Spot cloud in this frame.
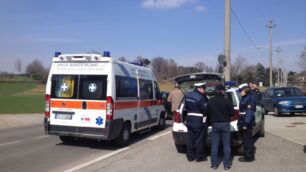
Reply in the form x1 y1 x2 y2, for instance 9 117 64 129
195 5 205 12
141 0 196 9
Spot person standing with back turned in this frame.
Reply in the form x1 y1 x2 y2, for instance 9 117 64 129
207 84 234 170
167 82 184 121
184 82 208 162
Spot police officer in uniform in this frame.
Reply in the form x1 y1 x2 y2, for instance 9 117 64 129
237 83 256 162
185 82 208 162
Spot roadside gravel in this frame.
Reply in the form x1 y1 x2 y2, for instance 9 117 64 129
0 114 43 130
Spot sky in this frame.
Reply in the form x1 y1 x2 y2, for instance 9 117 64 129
0 0 305 73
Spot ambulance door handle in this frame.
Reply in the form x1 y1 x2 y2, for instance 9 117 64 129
82 101 87 110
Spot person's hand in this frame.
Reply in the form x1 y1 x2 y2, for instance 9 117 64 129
242 126 247 130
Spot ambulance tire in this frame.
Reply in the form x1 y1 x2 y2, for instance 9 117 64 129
115 122 131 147
59 136 75 144
157 112 166 130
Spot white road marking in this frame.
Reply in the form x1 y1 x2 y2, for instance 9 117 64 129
147 131 171 141
36 135 49 139
0 141 21 147
64 147 129 172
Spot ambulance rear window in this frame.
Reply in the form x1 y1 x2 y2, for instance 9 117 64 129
51 75 107 100
51 75 78 99
79 75 107 100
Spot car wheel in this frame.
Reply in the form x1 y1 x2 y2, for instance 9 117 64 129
274 107 280 117
290 112 295 116
59 136 75 144
236 144 244 155
115 122 131 147
175 144 186 153
264 108 269 115
258 117 265 137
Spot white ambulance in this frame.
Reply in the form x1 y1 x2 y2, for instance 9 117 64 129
44 52 166 146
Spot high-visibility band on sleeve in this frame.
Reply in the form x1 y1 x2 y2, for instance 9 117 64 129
187 113 203 117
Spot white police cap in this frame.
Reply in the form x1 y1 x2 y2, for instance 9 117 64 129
238 83 249 92
194 82 207 87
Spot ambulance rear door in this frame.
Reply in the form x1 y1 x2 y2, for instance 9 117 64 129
50 74 108 129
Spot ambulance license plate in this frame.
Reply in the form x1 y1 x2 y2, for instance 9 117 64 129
55 113 73 120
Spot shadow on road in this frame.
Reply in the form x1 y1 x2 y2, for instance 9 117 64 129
55 120 173 150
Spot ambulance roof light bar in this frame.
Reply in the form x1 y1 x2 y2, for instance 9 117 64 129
103 51 110 57
54 51 61 57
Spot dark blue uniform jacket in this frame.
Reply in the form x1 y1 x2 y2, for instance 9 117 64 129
238 94 256 128
184 90 208 128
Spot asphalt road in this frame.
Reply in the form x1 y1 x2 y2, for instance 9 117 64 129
0 117 306 172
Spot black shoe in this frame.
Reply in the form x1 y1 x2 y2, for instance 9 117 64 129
238 157 254 162
187 157 195 162
195 157 207 162
224 166 231 170
210 165 218 169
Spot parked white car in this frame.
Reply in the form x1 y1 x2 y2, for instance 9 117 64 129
171 73 265 154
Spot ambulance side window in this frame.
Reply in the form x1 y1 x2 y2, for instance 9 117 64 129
79 75 107 100
51 75 78 99
115 76 137 100
139 79 153 100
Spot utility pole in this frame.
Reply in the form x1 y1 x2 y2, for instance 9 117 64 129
267 20 276 87
224 0 231 81
275 47 282 87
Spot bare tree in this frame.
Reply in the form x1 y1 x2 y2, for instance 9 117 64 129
231 55 247 81
194 62 207 72
168 59 178 78
151 57 169 80
14 59 22 74
25 59 45 75
118 56 127 62
298 47 306 71
239 65 257 83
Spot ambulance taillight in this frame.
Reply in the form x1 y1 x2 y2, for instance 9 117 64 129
106 96 114 122
45 94 50 118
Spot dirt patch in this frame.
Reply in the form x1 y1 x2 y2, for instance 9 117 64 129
13 84 45 96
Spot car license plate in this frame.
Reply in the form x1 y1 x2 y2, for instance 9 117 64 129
55 113 73 120
295 105 303 109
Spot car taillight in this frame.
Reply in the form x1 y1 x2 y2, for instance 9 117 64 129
173 111 181 123
106 96 114 121
45 94 50 118
230 109 240 122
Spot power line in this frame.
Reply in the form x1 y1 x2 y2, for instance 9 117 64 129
231 7 268 59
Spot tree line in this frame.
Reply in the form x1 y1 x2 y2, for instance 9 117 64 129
3 47 305 86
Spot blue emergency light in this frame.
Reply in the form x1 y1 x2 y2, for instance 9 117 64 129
54 51 61 57
103 51 110 57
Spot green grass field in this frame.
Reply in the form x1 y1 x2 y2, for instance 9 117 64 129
0 83 45 114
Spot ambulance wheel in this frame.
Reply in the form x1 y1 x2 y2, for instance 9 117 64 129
59 136 75 144
157 112 166 130
115 122 131 147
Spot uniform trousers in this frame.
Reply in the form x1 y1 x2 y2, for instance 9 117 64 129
186 125 207 160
